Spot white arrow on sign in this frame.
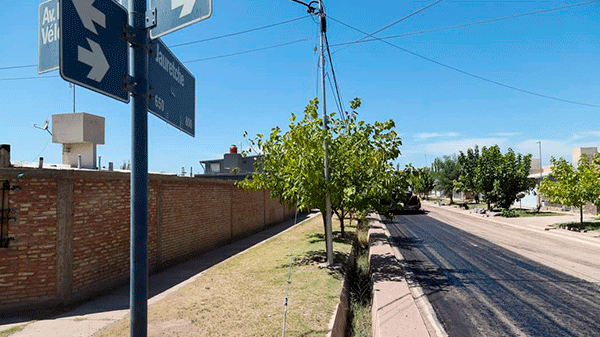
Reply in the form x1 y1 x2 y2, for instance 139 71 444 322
78 38 109 82
172 0 196 18
73 0 106 34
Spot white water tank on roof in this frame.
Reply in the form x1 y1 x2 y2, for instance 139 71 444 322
52 113 105 169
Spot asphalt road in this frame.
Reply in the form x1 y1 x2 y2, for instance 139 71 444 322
387 208 600 337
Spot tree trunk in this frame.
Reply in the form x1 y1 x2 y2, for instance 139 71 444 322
487 200 491 211
580 205 584 225
321 209 327 237
333 208 345 238
339 214 345 237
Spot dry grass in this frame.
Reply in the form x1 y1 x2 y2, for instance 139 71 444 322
0 325 26 337
94 214 353 337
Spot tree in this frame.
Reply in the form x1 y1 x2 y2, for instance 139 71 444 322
433 155 460 204
328 98 402 235
239 98 402 242
540 154 600 224
406 165 435 198
476 145 503 209
491 148 535 209
461 145 535 210
457 146 480 199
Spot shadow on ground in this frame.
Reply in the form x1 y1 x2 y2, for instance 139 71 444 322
0 213 311 325
373 221 471 296
308 231 355 245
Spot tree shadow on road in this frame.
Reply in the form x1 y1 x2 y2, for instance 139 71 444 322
374 224 473 296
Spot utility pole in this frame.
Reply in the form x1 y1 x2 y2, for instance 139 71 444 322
290 0 333 266
318 0 334 266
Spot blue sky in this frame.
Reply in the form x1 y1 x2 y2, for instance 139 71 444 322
1 0 599 173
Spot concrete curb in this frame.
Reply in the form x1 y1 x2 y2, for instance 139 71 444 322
325 248 353 337
369 215 447 337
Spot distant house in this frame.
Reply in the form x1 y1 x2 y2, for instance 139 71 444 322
199 145 261 180
519 147 599 212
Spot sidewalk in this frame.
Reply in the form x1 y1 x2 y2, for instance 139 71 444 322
425 201 600 243
369 215 446 337
0 213 315 337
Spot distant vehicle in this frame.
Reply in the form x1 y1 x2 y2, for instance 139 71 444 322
381 189 421 214
403 193 421 211
380 187 404 213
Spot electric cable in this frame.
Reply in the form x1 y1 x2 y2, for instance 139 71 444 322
170 15 310 48
330 0 600 48
324 34 346 121
328 16 600 108
0 40 310 81
182 39 308 64
326 73 343 119
0 75 59 81
333 0 444 54
0 64 36 71
0 16 311 73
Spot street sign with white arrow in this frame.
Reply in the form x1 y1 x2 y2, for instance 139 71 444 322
150 0 212 39
60 0 129 103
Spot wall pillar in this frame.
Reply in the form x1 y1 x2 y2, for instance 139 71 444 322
56 178 74 303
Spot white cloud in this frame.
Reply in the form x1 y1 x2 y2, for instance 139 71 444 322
424 138 508 156
489 132 519 137
515 139 574 162
570 131 600 141
413 132 460 141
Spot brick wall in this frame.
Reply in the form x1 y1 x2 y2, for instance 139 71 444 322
71 178 131 297
0 177 57 308
0 168 294 312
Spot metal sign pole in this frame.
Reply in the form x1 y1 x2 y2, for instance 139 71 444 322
130 0 149 335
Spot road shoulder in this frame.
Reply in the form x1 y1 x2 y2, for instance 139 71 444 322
369 215 446 337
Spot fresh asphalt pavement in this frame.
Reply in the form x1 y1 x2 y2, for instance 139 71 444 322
386 207 600 337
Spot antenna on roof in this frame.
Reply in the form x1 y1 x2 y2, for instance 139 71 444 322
33 118 52 136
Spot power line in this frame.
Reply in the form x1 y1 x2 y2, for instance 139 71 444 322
330 0 600 48
0 64 36 71
328 16 600 108
0 16 311 72
0 40 309 80
333 0 444 54
326 73 342 117
183 39 308 64
324 34 346 120
170 15 310 48
0 75 59 81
